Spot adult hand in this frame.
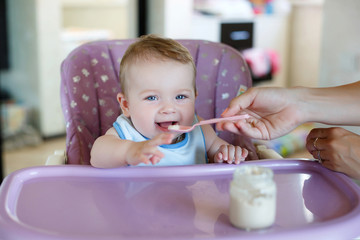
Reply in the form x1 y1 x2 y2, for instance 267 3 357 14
306 127 360 179
217 87 305 140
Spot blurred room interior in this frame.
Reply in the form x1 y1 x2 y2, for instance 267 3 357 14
1 0 360 180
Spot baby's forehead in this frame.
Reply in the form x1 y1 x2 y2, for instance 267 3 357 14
123 56 196 89
132 55 182 65
128 57 194 73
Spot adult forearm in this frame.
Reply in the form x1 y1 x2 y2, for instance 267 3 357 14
300 81 360 126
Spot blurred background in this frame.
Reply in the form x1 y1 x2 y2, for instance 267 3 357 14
1 0 360 179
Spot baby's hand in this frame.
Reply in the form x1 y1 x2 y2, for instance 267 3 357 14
214 144 248 164
127 133 174 165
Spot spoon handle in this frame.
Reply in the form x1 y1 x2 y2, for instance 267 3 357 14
197 114 250 125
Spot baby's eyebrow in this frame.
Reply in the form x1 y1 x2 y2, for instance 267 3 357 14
139 89 158 95
177 89 194 93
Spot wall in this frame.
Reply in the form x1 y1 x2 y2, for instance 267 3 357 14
319 0 360 87
148 0 193 38
1 0 135 137
1 0 65 137
253 14 290 87
62 0 130 39
37 0 64 137
288 0 323 87
148 0 290 87
1 0 39 109
318 0 360 134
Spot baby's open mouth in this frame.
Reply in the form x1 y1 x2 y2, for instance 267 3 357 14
156 121 178 129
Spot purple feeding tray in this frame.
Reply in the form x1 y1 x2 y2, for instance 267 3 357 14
0 160 359 239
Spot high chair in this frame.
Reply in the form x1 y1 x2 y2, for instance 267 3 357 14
7 39 360 239
46 39 282 165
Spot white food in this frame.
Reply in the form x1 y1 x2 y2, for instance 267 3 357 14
168 125 180 130
229 166 276 230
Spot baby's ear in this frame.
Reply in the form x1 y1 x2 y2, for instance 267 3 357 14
117 93 130 117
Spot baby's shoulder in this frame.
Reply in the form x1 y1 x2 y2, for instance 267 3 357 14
105 127 119 137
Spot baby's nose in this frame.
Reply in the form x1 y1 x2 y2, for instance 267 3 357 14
160 102 176 114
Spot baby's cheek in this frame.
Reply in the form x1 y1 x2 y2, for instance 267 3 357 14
131 115 155 138
184 107 196 125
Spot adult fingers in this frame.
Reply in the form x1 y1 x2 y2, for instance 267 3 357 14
306 136 326 153
310 149 324 162
221 90 255 117
306 128 329 142
309 145 337 167
306 128 329 152
235 120 270 139
217 122 243 135
219 121 264 139
321 160 335 172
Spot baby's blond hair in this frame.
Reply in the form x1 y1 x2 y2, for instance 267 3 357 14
119 34 196 95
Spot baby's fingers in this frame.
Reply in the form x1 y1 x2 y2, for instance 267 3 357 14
148 133 174 147
136 148 164 165
214 145 233 163
234 146 247 164
139 133 174 165
226 145 236 164
148 155 162 165
215 145 247 164
143 143 166 163
215 152 223 163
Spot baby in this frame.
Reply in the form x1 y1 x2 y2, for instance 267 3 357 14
90 34 248 168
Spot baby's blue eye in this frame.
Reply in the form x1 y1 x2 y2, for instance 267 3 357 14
176 95 187 100
146 96 157 101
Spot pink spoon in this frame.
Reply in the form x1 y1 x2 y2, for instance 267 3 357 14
168 114 250 133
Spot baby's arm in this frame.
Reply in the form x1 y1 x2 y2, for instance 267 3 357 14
201 119 248 164
90 127 173 168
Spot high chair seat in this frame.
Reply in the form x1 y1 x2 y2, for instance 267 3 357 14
59 39 281 165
